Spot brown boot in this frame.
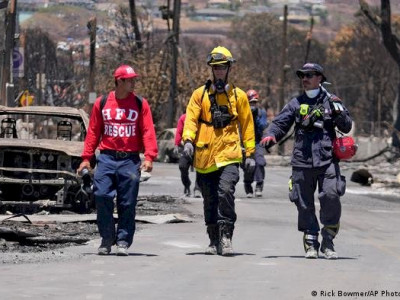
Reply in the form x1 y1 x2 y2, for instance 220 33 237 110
205 224 219 255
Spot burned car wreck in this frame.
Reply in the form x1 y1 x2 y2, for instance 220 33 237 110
0 105 93 213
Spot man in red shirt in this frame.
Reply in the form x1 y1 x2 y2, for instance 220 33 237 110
174 113 201 197
78 64 158 256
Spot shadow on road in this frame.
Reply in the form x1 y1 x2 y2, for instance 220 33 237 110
186 252 256 256
83 252 158 257
263 255 357 260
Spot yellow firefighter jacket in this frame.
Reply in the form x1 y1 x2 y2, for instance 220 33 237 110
182 83 256 174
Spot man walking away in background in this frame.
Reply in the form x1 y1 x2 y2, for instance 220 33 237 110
243 89 268 198
174 113 201 197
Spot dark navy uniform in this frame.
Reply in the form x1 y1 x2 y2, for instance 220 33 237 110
266 87 352 252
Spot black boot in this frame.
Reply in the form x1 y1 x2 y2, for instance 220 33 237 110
255 183 263 197
244 183 253 198
184 186 191 197
205 224 219 255
219 224 234 256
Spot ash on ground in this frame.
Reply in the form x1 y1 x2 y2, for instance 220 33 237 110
0 195 192 264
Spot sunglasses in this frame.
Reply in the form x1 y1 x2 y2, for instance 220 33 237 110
299 72 318 79
212 65 229 70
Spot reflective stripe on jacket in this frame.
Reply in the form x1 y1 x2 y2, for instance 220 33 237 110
183 84 255 173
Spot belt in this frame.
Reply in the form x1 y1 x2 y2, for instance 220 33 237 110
100 150 139 159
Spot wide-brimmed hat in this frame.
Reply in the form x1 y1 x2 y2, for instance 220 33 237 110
296 63 327 83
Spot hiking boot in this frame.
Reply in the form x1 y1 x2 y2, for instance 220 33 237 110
321 239 338 260
220 234 234 256
219 225 234 256
205 224 218 255
193 189 201 198
116 244 129 256
303 233 320 259
244 183 253 195
184 187 191 197
98 245 111 255
305 246 319 259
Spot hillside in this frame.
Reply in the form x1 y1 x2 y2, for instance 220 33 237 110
19 1 400 46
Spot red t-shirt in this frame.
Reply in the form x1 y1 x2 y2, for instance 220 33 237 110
81 91 158 162
174 113 186 146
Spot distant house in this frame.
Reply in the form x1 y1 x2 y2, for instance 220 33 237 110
302 0 325 4
18 0 49 9
52 0 95 9
191 8 236 21
207 0 231 9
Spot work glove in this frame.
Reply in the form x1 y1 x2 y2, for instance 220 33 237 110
329 95 344 115
183 141 194 159
244 157 256 174
173 145 179 156
260 136 276 149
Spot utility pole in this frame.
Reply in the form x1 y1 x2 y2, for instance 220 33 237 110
304 14 314 64
129 0 143 50
1 0 17 106
278 4 288 113
278 4 288 156
167 0 181 128
87 17 96 94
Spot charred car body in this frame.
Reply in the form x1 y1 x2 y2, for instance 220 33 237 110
0 105 93 213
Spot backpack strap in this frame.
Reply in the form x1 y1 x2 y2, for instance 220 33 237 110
135 94 143 112
200 80 212 103
100 93 108 111
100 93 142 112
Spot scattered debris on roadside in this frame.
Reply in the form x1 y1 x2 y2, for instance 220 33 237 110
0 195 193 261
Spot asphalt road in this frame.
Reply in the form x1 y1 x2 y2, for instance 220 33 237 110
1 162 400 300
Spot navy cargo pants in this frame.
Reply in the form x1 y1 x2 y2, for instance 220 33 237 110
93 152 141 248
196 164 240 230
243 144 266 192
289 162 346 239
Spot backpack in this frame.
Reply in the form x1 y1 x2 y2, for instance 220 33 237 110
100 93 143 112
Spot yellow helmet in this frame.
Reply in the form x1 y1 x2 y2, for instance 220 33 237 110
207 46 236 66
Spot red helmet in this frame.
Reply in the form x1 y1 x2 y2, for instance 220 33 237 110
333 136 358 160
246 89 259 102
